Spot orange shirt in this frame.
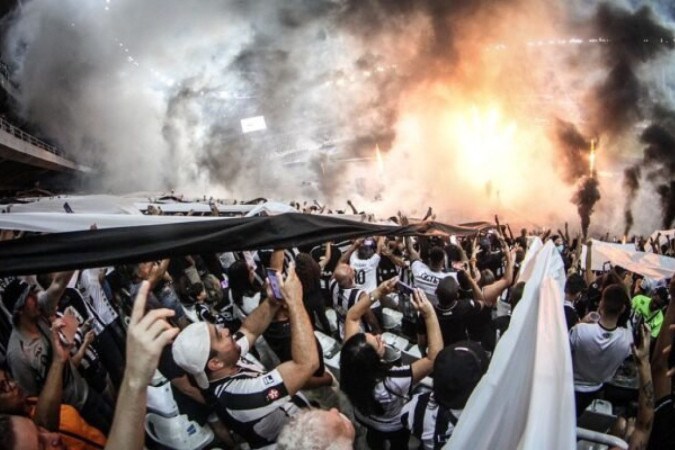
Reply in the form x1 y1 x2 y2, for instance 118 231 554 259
27 398 107 449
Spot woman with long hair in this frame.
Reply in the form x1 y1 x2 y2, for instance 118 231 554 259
340 282 443 450
294 253 332 334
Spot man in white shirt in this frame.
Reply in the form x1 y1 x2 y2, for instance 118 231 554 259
405 237 455 305
570 284 632 416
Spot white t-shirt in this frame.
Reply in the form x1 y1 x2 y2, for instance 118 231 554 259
350 252 381 293
355 365 413 432
570 322 632 392
410 260 456 304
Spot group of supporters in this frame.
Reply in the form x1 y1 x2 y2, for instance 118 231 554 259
0 207 674 450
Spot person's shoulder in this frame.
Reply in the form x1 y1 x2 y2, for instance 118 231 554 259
411 259 426 270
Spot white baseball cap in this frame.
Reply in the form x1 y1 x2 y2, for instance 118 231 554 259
172 322 211 389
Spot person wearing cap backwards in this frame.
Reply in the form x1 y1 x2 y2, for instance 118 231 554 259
3 274 114 434
401 341 489 450
172 265 319 450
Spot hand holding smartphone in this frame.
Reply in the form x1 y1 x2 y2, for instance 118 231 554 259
266 268 284 301
397 280 416 296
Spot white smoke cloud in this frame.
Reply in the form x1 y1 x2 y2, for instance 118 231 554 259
2 0 674 235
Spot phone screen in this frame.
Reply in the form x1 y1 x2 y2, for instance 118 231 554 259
397 280 416 296
633 315 644 344
266 269 283 300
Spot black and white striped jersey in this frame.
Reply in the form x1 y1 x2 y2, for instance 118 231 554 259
401 391 462 450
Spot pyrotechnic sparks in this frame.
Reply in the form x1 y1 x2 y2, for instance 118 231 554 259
589 139 597 176
2 0 675 233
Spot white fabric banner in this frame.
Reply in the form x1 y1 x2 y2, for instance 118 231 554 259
447 240 576 450
581 240 675 280
0 212 224 233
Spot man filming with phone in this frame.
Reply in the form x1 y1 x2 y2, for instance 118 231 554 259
172 265 320 449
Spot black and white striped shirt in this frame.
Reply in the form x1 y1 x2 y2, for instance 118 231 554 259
401 392 462 450
355 365 413 432
328 279 367 339
207 333 309 449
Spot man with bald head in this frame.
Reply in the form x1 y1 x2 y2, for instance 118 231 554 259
329 262 388 339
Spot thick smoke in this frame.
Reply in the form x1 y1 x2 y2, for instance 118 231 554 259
1 0 675 233
622 165 641 234
553 119 592 184
639 120 675 228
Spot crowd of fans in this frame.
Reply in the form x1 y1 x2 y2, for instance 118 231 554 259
0 204 674 450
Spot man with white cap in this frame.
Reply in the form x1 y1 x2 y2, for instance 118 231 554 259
172 265 319 449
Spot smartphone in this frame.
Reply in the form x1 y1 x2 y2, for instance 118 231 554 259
397 280 416 296
633 314 644 344
669 332 675 371
266 268 283 300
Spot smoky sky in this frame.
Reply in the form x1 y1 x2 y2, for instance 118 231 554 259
2 0 675 233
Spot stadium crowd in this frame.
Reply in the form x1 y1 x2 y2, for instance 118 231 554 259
0 204 674 450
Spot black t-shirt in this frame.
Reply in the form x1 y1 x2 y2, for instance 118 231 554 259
418 299 482 346
466 306 495 351
649 395 675 450
377 255 399 283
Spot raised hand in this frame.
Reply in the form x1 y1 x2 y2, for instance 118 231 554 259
126 281 179 388
411 289 434 318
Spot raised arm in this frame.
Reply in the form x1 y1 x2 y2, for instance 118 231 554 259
628 324 654 450
147 259 170 289
269 248 285 272
32 319 71 431
275 267 320 396
318 242 333 271
651 276 675 401
239 297 282 346
462 269 486 306
106 281 179 450
344 277 398 342
375 236 385 256
405 236 421 263
410 289 442 384
42 271 76 315
340 239 363 264
481 240 514 305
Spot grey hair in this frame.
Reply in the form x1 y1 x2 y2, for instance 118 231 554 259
276 409 353 450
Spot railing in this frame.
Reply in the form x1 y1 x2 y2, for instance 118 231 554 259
0 116 64 156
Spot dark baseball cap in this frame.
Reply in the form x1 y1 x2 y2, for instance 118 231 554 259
433 341 489 409
2 279 38 315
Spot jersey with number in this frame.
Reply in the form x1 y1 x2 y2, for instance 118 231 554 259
350 252 381 293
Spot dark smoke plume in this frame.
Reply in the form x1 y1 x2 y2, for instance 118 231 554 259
587 4 674 134
657 181 675 229
622 166 641 235
640 121 675 228
553 119 591 184
572 176 601 238
583 4 674 233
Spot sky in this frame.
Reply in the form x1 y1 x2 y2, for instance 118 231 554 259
2 0 675 235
